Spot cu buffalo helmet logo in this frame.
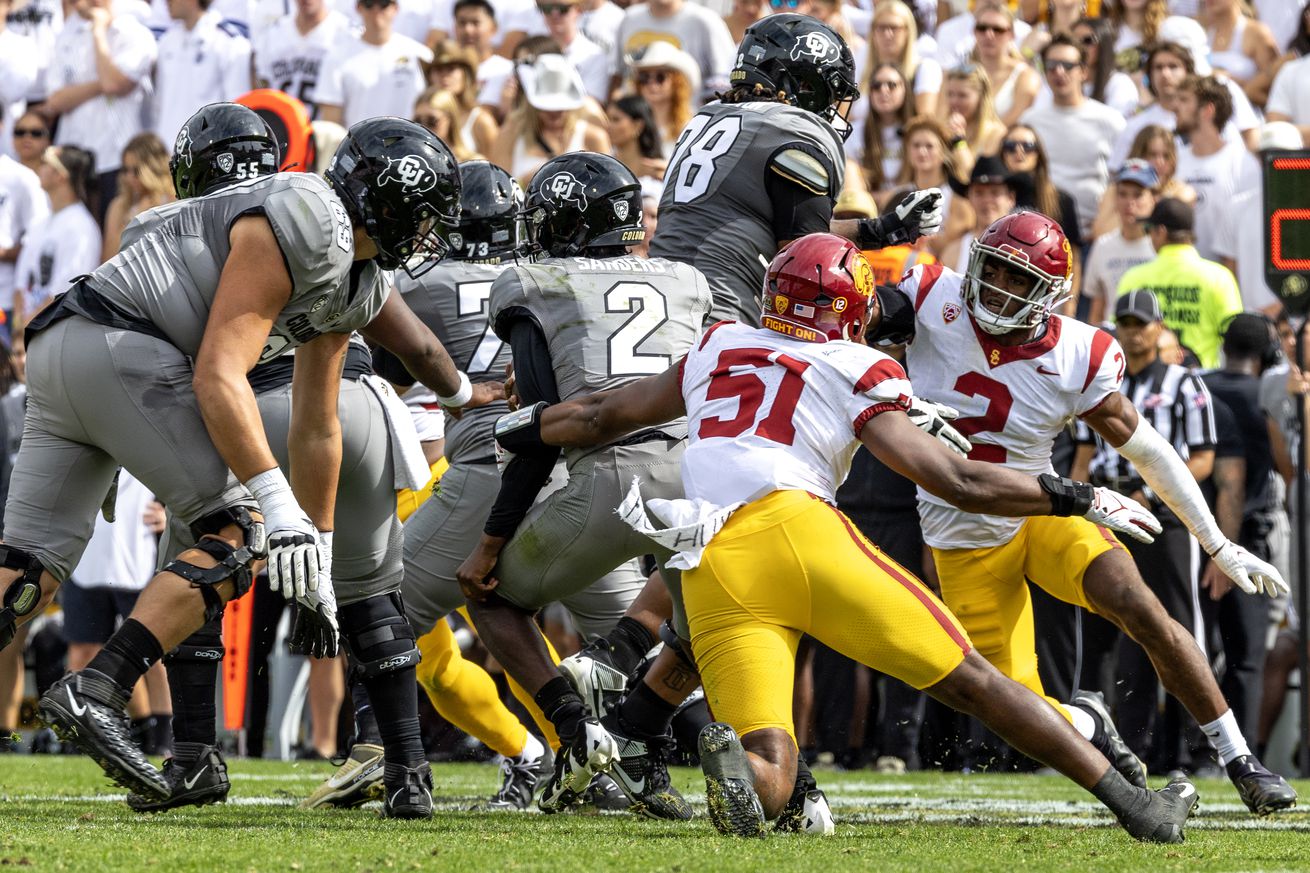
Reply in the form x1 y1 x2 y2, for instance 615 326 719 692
174 126 193 168
216 152 234 174
543 172 587 210
380 154 438 194
790 31 839 64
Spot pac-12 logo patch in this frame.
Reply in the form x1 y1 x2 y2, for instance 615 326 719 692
790 31 838 64
217 152 234 174
613 199 629 221
942 302 960 323
544 172 587 210
380 154 438 193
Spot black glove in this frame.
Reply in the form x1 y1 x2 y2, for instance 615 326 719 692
856 189 944 249
288 602 342 660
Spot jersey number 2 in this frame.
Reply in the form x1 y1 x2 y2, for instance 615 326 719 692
698 347 811 445
951 372 1013 462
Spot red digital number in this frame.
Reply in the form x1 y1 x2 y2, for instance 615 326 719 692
698 347 811 445
950 371 1014 462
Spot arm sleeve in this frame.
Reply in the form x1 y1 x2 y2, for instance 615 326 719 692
372 346 416 388
1117 413 1227 554
482 317 563 538
764 163 835 243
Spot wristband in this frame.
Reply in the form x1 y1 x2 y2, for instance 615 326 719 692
437 371 473 407
245 467 292 502
493 401 548 454
1038 473 1093 517
244 467 300 531
856 216 893 249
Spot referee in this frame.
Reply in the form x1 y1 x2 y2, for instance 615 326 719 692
1072 289 1217 775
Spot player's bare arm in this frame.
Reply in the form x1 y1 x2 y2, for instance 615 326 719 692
532 361 687 449
193 214 293 482
288 331 349 533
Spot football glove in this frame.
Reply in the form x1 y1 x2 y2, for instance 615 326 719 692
1084 487 1162 544
906 397 971 456
1209 541 1288 598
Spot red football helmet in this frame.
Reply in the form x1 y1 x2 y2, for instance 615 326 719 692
963 211 1073 335
761 233 876 343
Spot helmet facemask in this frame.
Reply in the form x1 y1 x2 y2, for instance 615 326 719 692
963 242 1070 335
374 204 455 278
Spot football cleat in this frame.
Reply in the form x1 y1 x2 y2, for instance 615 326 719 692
582 773 632 811
127 742 230 812
486 745 552 811
774 763 834 835
539 717 620 813
381 761 434 820
558 642 630 720
699 722 766 838
602 711 692 821
301 743 385 809
1070 690 1147 789
38 670 168 800
1117 777 1197 843
1227 754 1297 815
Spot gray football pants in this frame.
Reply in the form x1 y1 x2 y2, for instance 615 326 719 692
5 316 253 583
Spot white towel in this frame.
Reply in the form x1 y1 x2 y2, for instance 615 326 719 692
361 375 432 492
616 477 742 570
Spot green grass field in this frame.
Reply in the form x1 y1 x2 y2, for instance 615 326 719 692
2 756 1309 872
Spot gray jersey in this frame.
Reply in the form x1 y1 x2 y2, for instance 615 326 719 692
488 255 711 456
90 172 386 360
395 260 513 465
650 102 845 325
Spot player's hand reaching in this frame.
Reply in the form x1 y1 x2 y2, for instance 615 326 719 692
906 397 971 456
1084 487 1162 544
1209 540 1288 598
857 190 944 249
457 536 506 602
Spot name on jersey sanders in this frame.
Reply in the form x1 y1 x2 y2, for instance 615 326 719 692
569 256 669 273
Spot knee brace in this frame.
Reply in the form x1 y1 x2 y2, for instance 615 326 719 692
0 545 48 651
342 592 420 679
659 619 698 673
165 617 225 664
164 538 257 624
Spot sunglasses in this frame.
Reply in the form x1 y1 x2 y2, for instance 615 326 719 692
1002 139 1037 153
13 127 49 139
769 0 800 8
359 0 395 8
974 23 1010 35
414 113 444 128
870 79 903 92
873 22 906 34
636 70 668 85
1045 59 1082 74
537 2 574 13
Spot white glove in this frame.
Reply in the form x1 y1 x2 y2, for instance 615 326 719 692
1084 487 1162 544
906 397 971 457
1210 541 1289 597
897 188 944 238
245 468 320 601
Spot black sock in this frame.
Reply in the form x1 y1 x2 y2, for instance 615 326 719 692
150 715 173 755
363 668 425 767
618 679 677 739
1090 767 1148 820
131 715 155 751
607 617 656 676
86 619 163 694
535 676 587 745
351 675 382 746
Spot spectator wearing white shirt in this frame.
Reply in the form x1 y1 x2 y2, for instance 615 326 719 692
1027 16 1139 119
929 6 1031 70
314 0 433 127
253 0 356 118
1257 0 1307 53
578 0 622 58
537 0 610 102
1085 160 1160 328
0 144 47 338
42 0 157 221
0 0 39 162
448 0 514 112
1267 52 1310 145
5 0 65 107
612 0 735 98
342 0 436 43
153 0 253 147
13 145 100 332
1020 35 1125 243
1173 74 1259 263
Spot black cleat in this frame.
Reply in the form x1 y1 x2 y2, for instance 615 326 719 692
127 743 230 812
1227 754 1297 815
773 762 834 835
539 717 619 813
1071 690 1147 789
581 773 632 811
1118 777 1198 844
602 711 692 821
381 762 434 820
698 722 765 837
486 746 551 811
38 670 168 800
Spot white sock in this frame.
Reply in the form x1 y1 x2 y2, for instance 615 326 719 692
1200 710 1250 766
1068 704 1097 741
516 731 545 763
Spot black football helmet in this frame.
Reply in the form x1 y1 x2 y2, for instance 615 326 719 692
170 102 281 198
522 152 643 258
451 160 523 262
731 14 860 138
324 117 461 278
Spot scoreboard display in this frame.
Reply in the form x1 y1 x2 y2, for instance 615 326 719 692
1265 150 1310 316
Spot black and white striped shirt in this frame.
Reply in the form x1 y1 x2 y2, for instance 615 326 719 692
1075 359 1217 493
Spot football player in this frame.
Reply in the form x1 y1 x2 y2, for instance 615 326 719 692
506 232 1197 842
876 210 1296 815
650 13 943 326
454 152 712 815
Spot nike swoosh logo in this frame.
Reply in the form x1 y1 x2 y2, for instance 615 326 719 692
1036 365 1059 376
66 686 87 717
183 765 209 790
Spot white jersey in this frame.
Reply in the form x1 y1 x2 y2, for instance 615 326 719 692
253 11 356 117
402 384 446 443
71 470 158 591
679 321 913 508
902 265 1124 549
